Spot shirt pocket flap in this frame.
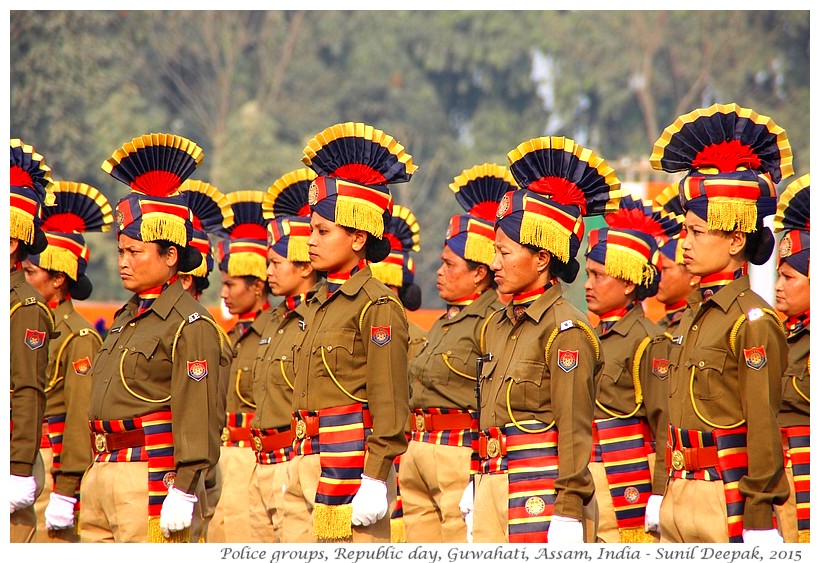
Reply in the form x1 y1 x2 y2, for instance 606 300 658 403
685 347 727 371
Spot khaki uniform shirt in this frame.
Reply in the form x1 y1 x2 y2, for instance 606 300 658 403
292 267 409 481
408 289 502 410
44 300 102 496
226 305 273 414
87 280 231 494
480 283 601 519
251 301 304 431
10 268 53 476
407 322 427 363
777 326 809 428
667 276 789 528
595 305 670 493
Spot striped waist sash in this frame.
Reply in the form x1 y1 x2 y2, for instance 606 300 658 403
782 426 810 537
251 425 294 465
409 407 476 448
222 411 255 447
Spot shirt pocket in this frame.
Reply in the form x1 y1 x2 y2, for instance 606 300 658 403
313 328 357 376
121 335 163 382
686 346 728 401
479 356 498 409
782 360 809 398
439 345 478 384
667 344 684 396
505 359 547 413
596 356 628 406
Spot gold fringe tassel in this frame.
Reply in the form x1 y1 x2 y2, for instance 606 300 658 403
147 516 191 543
707 199 758 233
38 246 79 280
335 197 385 238
464 234 496 266
140 215 188 248
287 239 311 263
228 253 267 280
799 529 810 543
606 246 656 287
313 502 353 541
10 209 35 244
184 254 208 278
519 214 570 263
370 262 404 287
390 516 406 543
619 526 656 543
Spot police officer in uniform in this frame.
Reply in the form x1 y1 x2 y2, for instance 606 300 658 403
80 133 230 543
466 136 620 543
772 174 810 543
24 181 112 542
649 103 791 543
10 138 54 543
400 163 509 543
284 122 414 543
583 194 674 542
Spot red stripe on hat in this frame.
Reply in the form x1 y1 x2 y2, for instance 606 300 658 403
336 180 392 210
140 200 189 220
44 233 84 258
607 230 652 261
10 193 37 215
525 195 577 231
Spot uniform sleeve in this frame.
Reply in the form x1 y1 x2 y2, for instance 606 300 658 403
736 313 791 529
361 298 409 481
170 317 231 494
550 325 598 519
640 336 671 494
10 303 51 475
53 330 102 497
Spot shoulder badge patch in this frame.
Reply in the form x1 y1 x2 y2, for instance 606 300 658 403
743 346 767 370
188 312 201 323
652 357 670 379
371 325 392 347
259 337 271 346
72 356 92 376
24 296 37 306
747 308 764 322
560 320 574 331
25 329 46 350
557 349 579 372
187 359 208 381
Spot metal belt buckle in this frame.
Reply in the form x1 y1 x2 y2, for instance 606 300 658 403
671 449 685 471
295 420 307 440
221 428 230 442
415 414 426 432
487 437 500 458
252 435 263 452
94 433 107 453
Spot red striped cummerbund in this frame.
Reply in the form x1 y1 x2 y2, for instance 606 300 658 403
251 425 294 465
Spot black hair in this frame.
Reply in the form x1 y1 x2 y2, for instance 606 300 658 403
464 259 497 289
365 234 391 263
522 242 580 284
743 226 775 266
399 283 422 311
194 275 210 293
241 274 270 296
155 240 203 273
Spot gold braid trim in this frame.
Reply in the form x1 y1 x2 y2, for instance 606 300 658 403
10 300 56 332
45 333 76 393
235 368 256 408
390 516 407 543
313 503 354 540
441 353 476 381
119 348 170 403
595 336 650 419
792 374 810 403
279 359 294 390
729 308 783 355
689 365 744 429
544 320 600 365
505 379 554 434
479 309 504 355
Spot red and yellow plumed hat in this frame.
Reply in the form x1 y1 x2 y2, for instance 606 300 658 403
446 163 517 266
103 133 203 250
179 180 232 279
586 194 680 288
773 173 810 276
10 138 54 254
650 103 793 232
370 204 421 288
499 136 621 264
220 190 268 280
302 122 417 239
652 182 687 264
29 181 113 291
262 168 315 264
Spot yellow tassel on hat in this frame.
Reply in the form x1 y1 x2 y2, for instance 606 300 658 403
147 516 191 543
10 208 36 245
520 214 571 263
313 503 353 541
228 253 267 280
38 246 79 280
140 215 188 248
183 254 209 278
619 526 655 543
606 246 656 287
370 262 404 287
335 197 385 238
390 516 406 543
287 239 311 263
707 198 758 233
464 234 496 266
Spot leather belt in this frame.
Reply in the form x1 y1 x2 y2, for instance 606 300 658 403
409 411 473 432
478 433 507 458
665 444 719 471
291 410 373 440
251 427 295 453
221 426 252 443
91 428 145 453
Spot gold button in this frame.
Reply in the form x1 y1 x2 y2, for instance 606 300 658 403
118 345 123 350
487 438 500 458
415 414 426 432
511 335 517 340
326 346 332 351
129 322 135 327
63 314 69 320
252 435 263 452
692 325 698 331
295 420 307 439
671 449 685 471
281 355 287 360
94 433 107 453
278 329 284 334
698 361 705 367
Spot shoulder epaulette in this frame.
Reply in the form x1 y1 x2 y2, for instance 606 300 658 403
358 294 406 333
171 313 229 363
729 307 783 355
545 318 600 365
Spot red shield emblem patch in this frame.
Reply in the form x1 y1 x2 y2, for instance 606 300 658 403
652 358 670 379
72 356 92 376
557 349 579 373
743 346 767 370
187 360 208 381
25 329 46 350
371 325 392 347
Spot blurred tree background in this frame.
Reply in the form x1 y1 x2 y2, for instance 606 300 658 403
10 10 810 311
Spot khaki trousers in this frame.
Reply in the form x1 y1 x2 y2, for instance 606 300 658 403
398 440 470 542
659 478 729 543
207 445 257 542
33 446 80 543
774 465 798 543
282 454 396 543
248 460 290 542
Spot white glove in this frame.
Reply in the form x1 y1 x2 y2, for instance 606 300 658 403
548 514 584 543
459 481 474 542
743 528 784 544
351 474 388 527
644 494 662 532
44 492 77 530
159 486 198 538
9 474 37 513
